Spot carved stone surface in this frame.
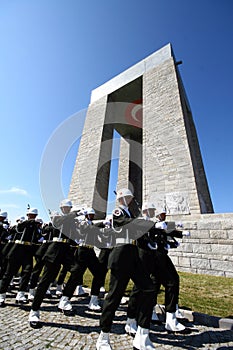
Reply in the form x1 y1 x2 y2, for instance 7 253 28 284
165 192 190 215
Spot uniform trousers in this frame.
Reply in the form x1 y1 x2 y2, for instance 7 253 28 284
31 242 73 311
63 246 102 298
0 243 4 275
127 248 179 317
30 243 51 289
31 261 61 310
100 244 155 333
93 248 112 288
55 246 76 286
56 264 69 286
0 242 14 280
0 244 34 293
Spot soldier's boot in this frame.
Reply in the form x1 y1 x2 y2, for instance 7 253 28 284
133 325 155 350
88 295 101 311
96 331 112 350
74 285 87 296
45 287 52 299
55 284 63 297
58 295 75 316
175 304 185 319
120 296 128 305
28 310 41 329
16 291 28 304
165 312 186 333
9 277 15 287
28 288 36 301
0 293 6 307
125 317 137 337
99 286 106 298
151 307 162 325
100 286 106 293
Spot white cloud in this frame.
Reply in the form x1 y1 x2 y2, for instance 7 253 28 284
0 187 28 196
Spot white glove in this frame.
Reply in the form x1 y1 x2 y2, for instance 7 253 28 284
155 221 167 230
182 230 190 236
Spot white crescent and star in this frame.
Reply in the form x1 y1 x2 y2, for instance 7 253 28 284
131 104 142 122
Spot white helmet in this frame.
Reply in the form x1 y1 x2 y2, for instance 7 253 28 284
16 216 25 222
60 199 72 208
142 202 156 211
156 208 167 219
116 188 134 200
27 208 38 215
85 207 95 215
0 211 8 218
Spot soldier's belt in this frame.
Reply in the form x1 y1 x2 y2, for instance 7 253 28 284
15 240 31 245
53 237 68 243
79 244 94 249
115 238 136 245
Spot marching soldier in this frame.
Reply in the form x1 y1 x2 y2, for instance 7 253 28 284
95 215 113 296
55 206 87 298
96 188 156 350
0 211 9 277
0 208 40 306
28 221 54 301
127 203 188 334
57 207 103 313
0 216 25 282
28 199 77 328
153 209 189 333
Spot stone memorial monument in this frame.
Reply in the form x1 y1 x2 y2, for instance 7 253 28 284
69 43 213 218
69 44 233 277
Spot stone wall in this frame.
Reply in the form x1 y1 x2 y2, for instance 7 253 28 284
168 213 233 277
143 56 213 215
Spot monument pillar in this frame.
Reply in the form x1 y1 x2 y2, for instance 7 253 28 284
69 43 213 218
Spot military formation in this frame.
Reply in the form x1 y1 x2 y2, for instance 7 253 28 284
0 188 191 350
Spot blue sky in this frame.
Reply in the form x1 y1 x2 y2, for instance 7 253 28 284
0 0 233 223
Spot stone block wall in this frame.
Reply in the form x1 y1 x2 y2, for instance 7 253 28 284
168 213 233 277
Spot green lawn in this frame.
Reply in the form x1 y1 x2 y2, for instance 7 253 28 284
82 270 233 318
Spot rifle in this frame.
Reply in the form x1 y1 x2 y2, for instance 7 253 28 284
148 224 190 250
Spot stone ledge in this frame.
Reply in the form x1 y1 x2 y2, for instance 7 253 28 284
155 304 233 330
88 287 233 330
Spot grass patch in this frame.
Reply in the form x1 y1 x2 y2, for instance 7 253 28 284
82 269 233 318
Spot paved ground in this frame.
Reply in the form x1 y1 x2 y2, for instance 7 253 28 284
0 286 232 350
